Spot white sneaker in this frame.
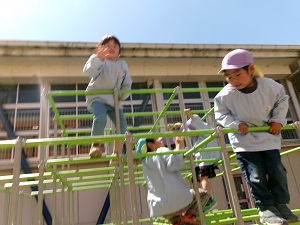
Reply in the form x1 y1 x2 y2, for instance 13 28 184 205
258 206 287 225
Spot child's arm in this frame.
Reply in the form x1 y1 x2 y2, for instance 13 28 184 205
83 54 105 79
174 136 184 150
185 108 210 130
267 83 289 135
238 123 248 134
96 45 111 60
214 97 240 130
268 122 282 135
164 136 185 172
268 83 289 135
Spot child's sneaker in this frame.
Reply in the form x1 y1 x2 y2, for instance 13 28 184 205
258 205 288 225
179 213 199 225
109 153 118 166
275 204 299 222
203 198 217 213
89 143 105 158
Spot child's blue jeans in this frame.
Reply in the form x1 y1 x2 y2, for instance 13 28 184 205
90 101 127 136
236 150 290 207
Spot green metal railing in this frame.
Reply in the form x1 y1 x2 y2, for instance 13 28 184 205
1 87 300 225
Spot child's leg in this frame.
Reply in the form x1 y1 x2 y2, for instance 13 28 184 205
263 150 289 204
264 150 298 222
89 102 107 157
186 188 211 216
236 151 273 206
197 165 217 194
200 176 212 194
90 101 108 136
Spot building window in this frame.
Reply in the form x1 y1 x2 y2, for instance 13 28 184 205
123 82 154 128
162 82 203 124
18 84 40 103
0 84 17 104
51 84 77 103
206 82 225 99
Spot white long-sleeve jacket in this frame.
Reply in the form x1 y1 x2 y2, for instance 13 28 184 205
83 54 132 110
214 77 289 152
142 147 193 217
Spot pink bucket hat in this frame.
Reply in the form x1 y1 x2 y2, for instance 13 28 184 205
219 49 254 73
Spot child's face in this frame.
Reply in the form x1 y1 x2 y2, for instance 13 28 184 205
224 65 255 90
147 138 164 151
99 39 120 60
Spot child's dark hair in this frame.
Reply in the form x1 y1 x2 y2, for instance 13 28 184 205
96 35 121 53
146 139 155 152
242 65 249 72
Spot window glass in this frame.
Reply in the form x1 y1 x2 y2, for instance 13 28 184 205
206 82 225 98
133 104 154 126
78 84 87 102
51 85 76 102
131 82 149 100
18 84 40 103
0 84 17 103
162 82 179 100
181 82 201 99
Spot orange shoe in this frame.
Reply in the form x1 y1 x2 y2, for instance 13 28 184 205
180 213 199 225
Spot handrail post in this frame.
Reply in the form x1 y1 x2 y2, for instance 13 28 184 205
8 136 23 225
215 126 244 224
125 132 139 224
176 86 206 225
114 88 127 224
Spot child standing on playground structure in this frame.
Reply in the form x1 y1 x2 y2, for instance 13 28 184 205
184 108 220 204
214 49 299 225
136 136 213 225
83 34 132 159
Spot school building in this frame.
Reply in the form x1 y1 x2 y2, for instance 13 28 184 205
0 41 300 225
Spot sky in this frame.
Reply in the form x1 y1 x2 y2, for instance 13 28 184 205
1 0 300 45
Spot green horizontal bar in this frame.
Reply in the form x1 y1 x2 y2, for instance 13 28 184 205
4 179 56 188
0 172 52 182
59 109 210 120
0 139 17 148
71 180 112 187
66 174 115 182
5 124 290 149
57 167 115 175
48 87 223 97
24 134 125 147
